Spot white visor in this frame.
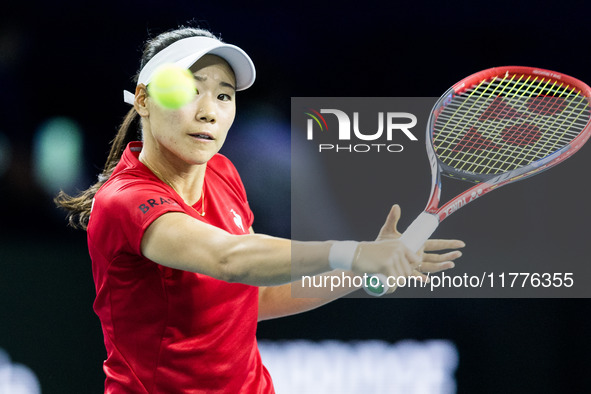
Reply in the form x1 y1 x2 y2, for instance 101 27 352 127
123 36 256 104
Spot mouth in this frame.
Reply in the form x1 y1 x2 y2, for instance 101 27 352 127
189 132 215 141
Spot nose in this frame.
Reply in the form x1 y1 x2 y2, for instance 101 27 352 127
196 97 216 124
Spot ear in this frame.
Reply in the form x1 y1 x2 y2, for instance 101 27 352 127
134 84 150 117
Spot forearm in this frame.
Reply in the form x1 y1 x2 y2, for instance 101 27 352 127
221 237 332 286
258 271 360 321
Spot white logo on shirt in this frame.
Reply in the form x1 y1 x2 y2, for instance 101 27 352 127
230 209 245 232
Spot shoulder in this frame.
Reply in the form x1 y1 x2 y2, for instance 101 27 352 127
93 141 178 205
92 166 184 229
207 153 246 190
208 153 240 177
89 170 184 257
97 171 174 206
206 153 251 209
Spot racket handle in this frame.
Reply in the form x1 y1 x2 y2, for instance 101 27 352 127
399 212 440 253
364 212 439 296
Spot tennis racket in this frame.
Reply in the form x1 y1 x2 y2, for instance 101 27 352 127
365 66 591 296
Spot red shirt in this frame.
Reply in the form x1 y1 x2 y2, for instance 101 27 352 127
88 142 274 393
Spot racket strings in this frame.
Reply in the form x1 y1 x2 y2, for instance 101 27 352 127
438 94 585 168
433 73 590 175
467 79 581 173
439 78 588 173
503 84 588 170
438 73 531 170
447 76 552 157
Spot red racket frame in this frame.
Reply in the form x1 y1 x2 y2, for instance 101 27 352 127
424 66 591 223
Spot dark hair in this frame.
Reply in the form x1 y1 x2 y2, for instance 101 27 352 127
54 26 219 230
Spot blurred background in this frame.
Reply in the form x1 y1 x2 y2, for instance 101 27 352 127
0 0 590 392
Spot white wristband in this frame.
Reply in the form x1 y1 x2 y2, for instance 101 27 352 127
328 241 359 271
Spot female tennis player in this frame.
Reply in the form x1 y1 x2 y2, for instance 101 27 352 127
55 26 464 393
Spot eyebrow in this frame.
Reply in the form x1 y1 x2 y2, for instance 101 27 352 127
194 75 236 91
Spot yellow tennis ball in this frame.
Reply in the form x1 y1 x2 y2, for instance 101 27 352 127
147 64 196 109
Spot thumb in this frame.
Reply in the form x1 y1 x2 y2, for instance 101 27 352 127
376 204 402 240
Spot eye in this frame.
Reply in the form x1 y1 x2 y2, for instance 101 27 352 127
218 93 232 101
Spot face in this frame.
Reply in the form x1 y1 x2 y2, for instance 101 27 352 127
137 54 237 167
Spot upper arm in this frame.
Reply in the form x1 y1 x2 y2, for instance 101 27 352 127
141 215 293 286
141 212 239 280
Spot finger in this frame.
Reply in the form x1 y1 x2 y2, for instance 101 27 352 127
404 247 422 266
417 261 455 273
376 205 402 240
411 270 430 283
421 250 463 263
391 254 415 278
423 239 465 252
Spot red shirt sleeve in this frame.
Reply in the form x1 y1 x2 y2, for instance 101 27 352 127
90 178 185 261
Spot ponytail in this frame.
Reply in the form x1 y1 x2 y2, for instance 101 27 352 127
54 109 139 230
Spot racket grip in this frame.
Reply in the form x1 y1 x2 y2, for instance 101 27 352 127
399 212 440 253
364 213 439 296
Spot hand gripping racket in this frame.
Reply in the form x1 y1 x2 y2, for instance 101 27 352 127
365 66 591 296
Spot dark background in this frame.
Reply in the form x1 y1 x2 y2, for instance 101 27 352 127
1 0 590 393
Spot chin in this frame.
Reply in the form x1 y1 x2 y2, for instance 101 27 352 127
189 151 217 166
